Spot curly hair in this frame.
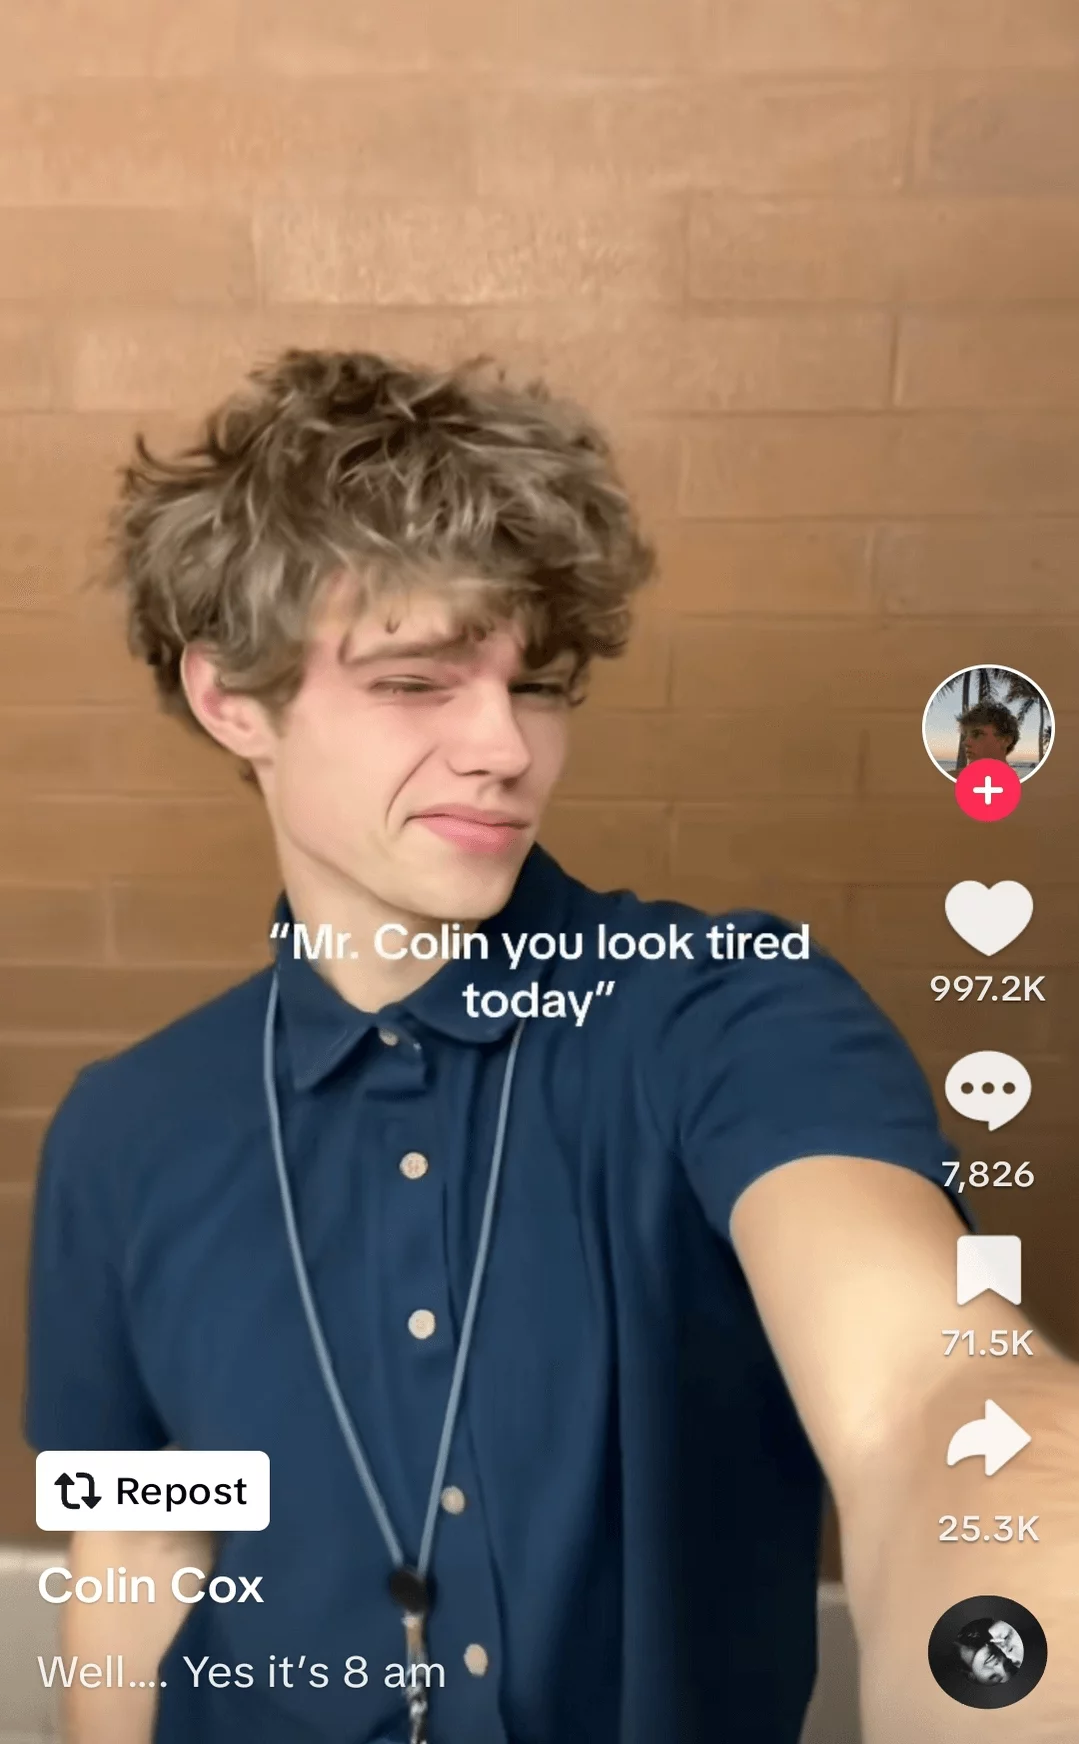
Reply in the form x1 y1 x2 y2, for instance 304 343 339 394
958 700 1020 754
99 348 657 782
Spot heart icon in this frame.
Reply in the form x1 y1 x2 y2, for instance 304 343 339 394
945 881 1033 957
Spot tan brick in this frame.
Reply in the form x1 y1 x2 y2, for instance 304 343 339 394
560 713 673 802
898 312 1079 408
0 1189 39 1533
563 701 860 804
381 307 885 413
671 618 1079 713
68 307 427 416
0 1041 112 1112
653 521 873 614
698 0 1079 70
671 799 1074 886
867 711 1077 797
0 798 269 881
474 83 908 199
0 210 255 304
668 713 860 798
0 522 90 608
864 709 967 799
0 82 472 205
680 413 1079 517
250 0 700 74
849 886 1079 970
117 303 668 415
593 310 884 413
0 964 242 1034
917 76 1079 193
0 311 65 410
582 311 891 413
0 709 99 789
689 195 1079 304
0 0 242 79
540 803 670 897
144 0 243 74
0 412 188 522
70 309 385 413
108 876 280 965
0 1189 31 1338
258 201 688 306
0 1114 46 1187
586 611 671 711
0 615 147 705
114 303 873 418
89 710 239 795
602 422 682 524
0 887 104 962
876 521 1079 615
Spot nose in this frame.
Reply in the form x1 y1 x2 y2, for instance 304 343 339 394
446 682 533 781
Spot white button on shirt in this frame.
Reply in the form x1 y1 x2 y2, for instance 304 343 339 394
464 1643 489 1677
440 1485 466 1514
407 1309 436 1340
376 1027 398 1047
399 1151 429 1180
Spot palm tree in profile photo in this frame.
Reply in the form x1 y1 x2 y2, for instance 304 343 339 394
1001 673 1052 766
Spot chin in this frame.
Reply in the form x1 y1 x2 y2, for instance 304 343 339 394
453 860 524 918
411 849 526 923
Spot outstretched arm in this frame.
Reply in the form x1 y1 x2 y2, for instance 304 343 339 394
59 1531 215 1744
731 1154 1079 1742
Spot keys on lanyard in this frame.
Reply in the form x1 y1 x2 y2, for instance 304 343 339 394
388 1567 433 1744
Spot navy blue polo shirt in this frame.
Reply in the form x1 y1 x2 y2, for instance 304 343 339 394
26 845 960 1744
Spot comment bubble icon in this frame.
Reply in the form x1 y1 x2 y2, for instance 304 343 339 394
945 1051 1031 1131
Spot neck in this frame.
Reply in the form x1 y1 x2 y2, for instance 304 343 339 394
277 852 464 1014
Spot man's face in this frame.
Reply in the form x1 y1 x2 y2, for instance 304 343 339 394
968 1622 1022 1684
257 579 574 925
962 720 1013 762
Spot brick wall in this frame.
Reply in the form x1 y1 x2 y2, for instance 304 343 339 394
1 0 1078 1538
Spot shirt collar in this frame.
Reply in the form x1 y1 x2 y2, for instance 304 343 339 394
270 843 579 1090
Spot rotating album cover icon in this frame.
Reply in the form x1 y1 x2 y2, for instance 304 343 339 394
928 1595 1047 1708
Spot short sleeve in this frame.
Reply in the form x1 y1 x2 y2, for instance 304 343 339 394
655 914 971 1241
24 1066 169 1453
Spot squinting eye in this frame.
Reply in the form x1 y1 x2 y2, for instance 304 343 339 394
370 681 439 694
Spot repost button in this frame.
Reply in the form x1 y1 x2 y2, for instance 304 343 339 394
36 1450 270 1532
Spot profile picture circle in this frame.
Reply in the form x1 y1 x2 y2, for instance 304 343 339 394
928 1594 1047 1708
922 666 1055 783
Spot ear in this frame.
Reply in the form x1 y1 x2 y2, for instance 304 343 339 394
180 644 279 764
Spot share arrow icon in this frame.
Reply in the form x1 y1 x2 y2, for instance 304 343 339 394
946 1400 1032 1476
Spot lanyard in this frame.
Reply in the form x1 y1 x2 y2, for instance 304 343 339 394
262 973 527 1742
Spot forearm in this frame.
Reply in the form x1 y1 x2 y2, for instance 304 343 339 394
59 1531 215 1744
840 1357 1079 1742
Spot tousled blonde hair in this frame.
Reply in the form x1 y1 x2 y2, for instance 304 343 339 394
101 348 656 780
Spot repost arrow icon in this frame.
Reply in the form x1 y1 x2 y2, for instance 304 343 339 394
53 1471 101 1510
946 1399 1032 1476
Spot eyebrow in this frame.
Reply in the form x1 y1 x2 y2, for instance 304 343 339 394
337 631 480 669
338 630 572 677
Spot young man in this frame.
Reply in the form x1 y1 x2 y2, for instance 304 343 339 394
957 701 1021 766
25 351 1078 1744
